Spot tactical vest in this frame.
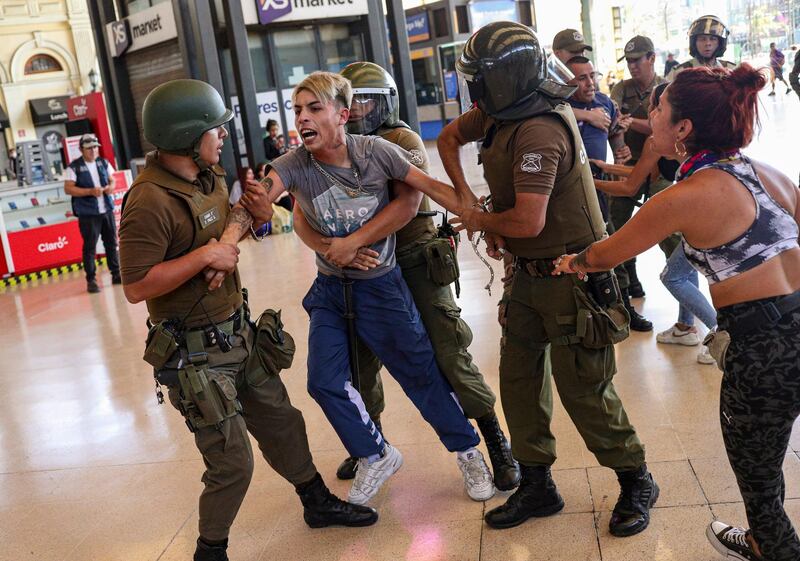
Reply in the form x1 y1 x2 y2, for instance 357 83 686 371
378 126 437 248
132 165 242 327
481 103 606 259
69 157 114 217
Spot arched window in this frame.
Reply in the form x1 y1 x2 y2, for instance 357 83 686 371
24 54 63 75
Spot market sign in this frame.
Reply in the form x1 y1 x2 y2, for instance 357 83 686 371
105 3 178 57
249 0 369 25
406 12 430 43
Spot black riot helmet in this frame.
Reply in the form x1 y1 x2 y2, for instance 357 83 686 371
456 21 576 120
688 15 729 59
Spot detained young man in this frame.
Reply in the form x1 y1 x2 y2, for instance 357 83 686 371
215 71 494 508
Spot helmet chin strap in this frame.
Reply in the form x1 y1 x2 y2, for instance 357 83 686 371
191 140 213 171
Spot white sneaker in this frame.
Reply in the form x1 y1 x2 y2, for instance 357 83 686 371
706 521 760 560
348 443 403 505
457 448 495 501
697 345 716 365
656 324 701 346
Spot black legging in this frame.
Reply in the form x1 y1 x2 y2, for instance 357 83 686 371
717 294 800 561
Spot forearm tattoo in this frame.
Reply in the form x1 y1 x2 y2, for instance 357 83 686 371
571 246 592 272
260 176 273 193
227 205 253 232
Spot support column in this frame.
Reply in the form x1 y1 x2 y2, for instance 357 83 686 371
172 0 236 176
221 0 265 168
86 0 142 168
385 0 419 131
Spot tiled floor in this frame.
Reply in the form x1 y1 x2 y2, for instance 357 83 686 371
1 90 799 560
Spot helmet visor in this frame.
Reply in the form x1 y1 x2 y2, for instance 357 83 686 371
537 53 578 99
457 71 482 114
347 89 391 135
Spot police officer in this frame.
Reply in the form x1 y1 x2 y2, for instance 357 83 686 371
438 22 657 536
119 79 376 561
666 14 735 80
789 46 800 101
607 35 668 325
64 133 120 293
292 62 517 490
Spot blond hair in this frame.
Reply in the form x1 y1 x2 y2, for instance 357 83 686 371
292 71 352 109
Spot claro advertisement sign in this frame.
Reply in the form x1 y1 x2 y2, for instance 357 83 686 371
6 172 131 276
245 0 368 25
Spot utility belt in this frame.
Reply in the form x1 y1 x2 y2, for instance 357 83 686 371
704 290 800 371
142 289 296 432
513 256 630 348
514 256 557 278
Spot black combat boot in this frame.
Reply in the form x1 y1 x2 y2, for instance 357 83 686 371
484 465 564 529
296 472 378 528
336 419 382 480
194 538 228 561
476 412 520 491
624 260 645 298
609 464 660 537
622 288 653 332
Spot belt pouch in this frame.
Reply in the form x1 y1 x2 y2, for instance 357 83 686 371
425 237 460 287
244 309 296 386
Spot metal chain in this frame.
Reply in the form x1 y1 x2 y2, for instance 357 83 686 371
469 197 495 296
471 231 494 296
309 153 365 198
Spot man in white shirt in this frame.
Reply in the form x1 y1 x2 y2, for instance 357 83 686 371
64 134 119 293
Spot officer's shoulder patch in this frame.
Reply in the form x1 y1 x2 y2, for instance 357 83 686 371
407 149 425 167
521 153 543 173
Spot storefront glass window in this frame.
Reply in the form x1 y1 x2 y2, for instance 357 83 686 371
274 29 320 87
439 42 465 102
248 33 276 91
411 49 440 106
320 24 364 73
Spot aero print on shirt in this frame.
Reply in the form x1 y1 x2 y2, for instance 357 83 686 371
312 184 380 236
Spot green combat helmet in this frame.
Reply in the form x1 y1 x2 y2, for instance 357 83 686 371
340 62 405 135
142 79 234 169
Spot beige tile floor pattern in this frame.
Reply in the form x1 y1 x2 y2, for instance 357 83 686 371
2 92 800 561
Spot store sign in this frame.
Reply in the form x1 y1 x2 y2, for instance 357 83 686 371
406 12 430 43
230 91 283 157
105 3 178 57
8 222 84 275
253 0 369 25
469 0 518 30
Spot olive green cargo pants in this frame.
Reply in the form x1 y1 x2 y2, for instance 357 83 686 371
500 269 645 469
164 320 316 541
357 238 497 421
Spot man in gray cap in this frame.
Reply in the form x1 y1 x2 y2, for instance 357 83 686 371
607 35 667 324
64 133 120 293
552 29 616 137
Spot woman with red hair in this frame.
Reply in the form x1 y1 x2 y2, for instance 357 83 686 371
555 65 800 561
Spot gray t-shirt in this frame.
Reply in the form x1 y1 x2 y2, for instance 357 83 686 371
270 134 412 279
